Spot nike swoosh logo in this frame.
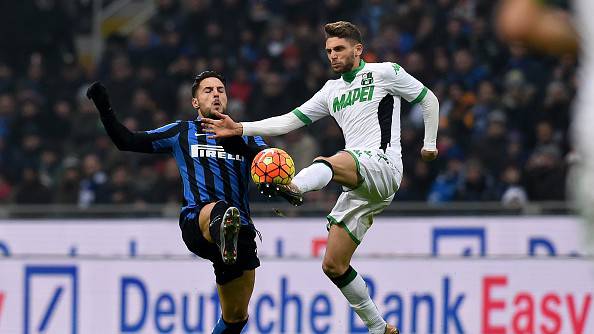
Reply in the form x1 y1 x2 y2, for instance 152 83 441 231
195 133 208 137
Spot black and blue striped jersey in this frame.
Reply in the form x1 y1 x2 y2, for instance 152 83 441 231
99 112 267 226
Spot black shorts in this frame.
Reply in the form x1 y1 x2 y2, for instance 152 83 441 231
179 206 260 285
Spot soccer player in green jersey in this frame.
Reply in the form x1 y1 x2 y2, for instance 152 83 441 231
203 21 440 334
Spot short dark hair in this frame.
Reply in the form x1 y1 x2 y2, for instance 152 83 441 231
191 70 226 97
324 21 363 44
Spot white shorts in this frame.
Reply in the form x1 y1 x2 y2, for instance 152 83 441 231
326 148 402 244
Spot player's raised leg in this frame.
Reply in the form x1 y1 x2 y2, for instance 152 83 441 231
199 201 241 265
294 150 360 192
260 150 359 204
311 151 360 189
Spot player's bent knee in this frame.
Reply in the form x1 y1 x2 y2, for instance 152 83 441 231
313 156 333 168
322 260 348 278
317 152 359 188
314 155 342 166
314 153 355 171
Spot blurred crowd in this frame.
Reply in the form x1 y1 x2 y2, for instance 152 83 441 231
0 0 576 208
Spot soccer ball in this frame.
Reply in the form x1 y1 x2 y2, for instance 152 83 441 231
251 148 295 185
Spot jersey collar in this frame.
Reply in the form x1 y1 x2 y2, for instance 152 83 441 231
341 59 366 83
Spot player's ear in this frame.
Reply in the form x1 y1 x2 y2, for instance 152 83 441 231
354 43 363 57
191 97 199 110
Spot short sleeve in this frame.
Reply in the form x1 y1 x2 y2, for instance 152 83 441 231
384 63 428 104
292 83 330 125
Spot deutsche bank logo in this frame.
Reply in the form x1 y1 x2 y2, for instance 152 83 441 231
432 227 487 256
24 265 78 334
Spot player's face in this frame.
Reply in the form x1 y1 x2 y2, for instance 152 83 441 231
192 77 228 118
325 37 363 73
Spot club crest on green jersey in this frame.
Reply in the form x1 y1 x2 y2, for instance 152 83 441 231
361 72 374 85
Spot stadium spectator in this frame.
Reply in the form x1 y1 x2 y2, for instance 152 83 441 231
498 164 529 208
524 145 567 200
78 153 108 207
14 167 52 204
55 158 81 204
0 0 577 207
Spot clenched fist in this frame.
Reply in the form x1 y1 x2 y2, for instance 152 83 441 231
421 148 438 161
86 81 111 113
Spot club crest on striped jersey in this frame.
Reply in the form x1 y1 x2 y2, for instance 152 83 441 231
190 144 244 161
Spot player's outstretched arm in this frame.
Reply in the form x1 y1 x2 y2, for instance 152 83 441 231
86 81 155 153
202 110 305 138
419 89 439 162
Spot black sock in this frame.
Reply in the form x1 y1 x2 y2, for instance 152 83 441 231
209 201 229 247
329 265 357 288
221 317 248 334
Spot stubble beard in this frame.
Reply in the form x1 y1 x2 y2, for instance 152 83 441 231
333 54 356 74
199 104 226 119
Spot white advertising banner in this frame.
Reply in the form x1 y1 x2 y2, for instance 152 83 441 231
0 258 592 334
0 216 589 258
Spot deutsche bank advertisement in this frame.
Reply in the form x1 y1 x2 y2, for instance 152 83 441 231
0 259 593 334
0 216 593 333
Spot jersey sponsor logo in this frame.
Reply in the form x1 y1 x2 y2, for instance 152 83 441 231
190 144 244 161
332 85 375 113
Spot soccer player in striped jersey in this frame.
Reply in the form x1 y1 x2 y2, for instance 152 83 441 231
203 21 440 334
86 71 266 334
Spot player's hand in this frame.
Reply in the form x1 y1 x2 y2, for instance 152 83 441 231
201 110 243 138
86 81 111 113
421 148 438 161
